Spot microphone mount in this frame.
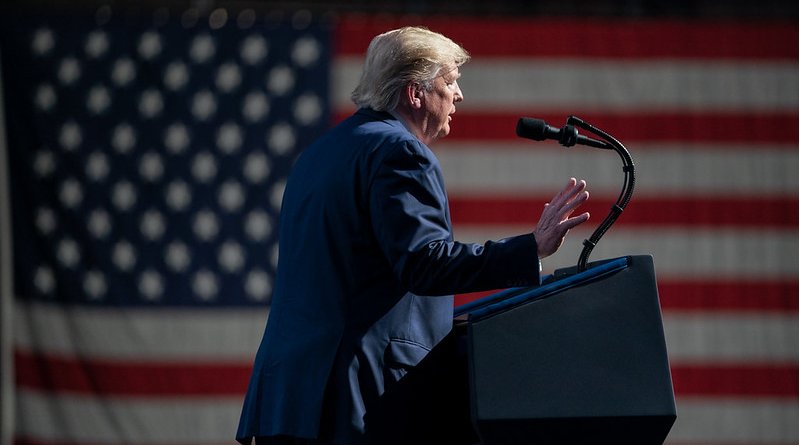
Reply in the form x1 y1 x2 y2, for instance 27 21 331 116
515 117 613 150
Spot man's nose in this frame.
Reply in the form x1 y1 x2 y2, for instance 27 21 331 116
454 81 464 103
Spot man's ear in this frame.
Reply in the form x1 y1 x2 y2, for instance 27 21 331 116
403 82 424 109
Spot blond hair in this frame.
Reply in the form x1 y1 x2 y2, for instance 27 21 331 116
350 26 470 112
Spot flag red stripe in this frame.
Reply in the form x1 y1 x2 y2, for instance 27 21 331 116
449 195 798 228
14 350 251 397
8 439 778 445
332 111 799 144
671 364 799 398
456 280 798 312
658 280 798 312
15 349 796 397
665 443 794 445
335 16 798 60
14 440 197 445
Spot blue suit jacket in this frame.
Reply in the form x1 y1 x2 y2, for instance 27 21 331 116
237 109 541 445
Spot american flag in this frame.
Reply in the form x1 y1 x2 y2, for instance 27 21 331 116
1 6 797 445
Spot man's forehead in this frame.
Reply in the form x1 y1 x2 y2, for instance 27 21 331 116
438 64 460 79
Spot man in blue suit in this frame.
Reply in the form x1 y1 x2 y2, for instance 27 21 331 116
237 26 590 445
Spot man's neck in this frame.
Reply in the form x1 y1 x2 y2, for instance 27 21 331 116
389 107 428 145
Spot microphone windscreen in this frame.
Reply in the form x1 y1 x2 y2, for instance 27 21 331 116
516 117 549 141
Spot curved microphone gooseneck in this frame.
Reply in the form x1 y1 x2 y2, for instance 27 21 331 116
566 116 635 272
515 116 635 272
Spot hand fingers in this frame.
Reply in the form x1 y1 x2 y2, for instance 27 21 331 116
548 187 589 222
534 179 590 258
561 190 589 217
560 211 590 231
539 187 588 227
549 178 587 208
544 178 575 208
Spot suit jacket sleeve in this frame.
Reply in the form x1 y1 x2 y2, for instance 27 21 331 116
369 139 541 296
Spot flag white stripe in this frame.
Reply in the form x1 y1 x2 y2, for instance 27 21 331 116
14 389 797 444
455 227 798 279
667 398 798 443
0 48 16 445
14 301 267 360
333 58 798 111
664 312 798 363
436 143 798 196
16 389 242 444
15 301 796 363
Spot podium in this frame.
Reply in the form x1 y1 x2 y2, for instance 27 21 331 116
456 255 676 444
365 255 676 445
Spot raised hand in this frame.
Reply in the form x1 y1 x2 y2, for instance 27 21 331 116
533 178 590 259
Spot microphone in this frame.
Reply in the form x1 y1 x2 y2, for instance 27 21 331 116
516 117 611 149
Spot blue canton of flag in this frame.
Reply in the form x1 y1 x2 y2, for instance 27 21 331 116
1 8 332 444
2 10 331 307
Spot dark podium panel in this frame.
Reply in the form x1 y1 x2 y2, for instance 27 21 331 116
461 255 676 444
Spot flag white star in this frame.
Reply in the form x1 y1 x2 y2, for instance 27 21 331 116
33 150 56 177
87 85 111 114
138 31 162 60
245 210 272 241
112 240 137 272
87 209 112 239
34 266 55 295
218 240 246 273
190 34 216 63
140 209 166 241
57 238 81 269
139 151 165 182
245 269 271 301
111 123 136 153
59 178 83 209
192 269 219 301
243 152 270 183
192 209 219 242
86 151 110 182
267 122 296 155
139 89 164 118
165 241 191 272
293 93 322 125
35 207 57 235
240 35 268 65
191 90 217 121
216 122 243 154
165 180 192 211
191 151 218 183
266 65 295 96
292 36 321 67
111 57 136 86
216 63 242 92
218 180 245 212
164 61 190 91
242 91 269 122
31 28 55 56
85 30 110 58
112 180 138 211
139 269 165 301
83 270 107 300
164 122 190 153
59 121 83 151
34 84 57 111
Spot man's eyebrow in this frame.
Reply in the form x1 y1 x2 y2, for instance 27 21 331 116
438 65 459 78
441 70 460 82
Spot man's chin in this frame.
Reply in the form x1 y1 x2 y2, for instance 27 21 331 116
426 126 450 145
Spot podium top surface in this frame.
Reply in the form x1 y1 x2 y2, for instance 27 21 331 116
453 256 631 320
